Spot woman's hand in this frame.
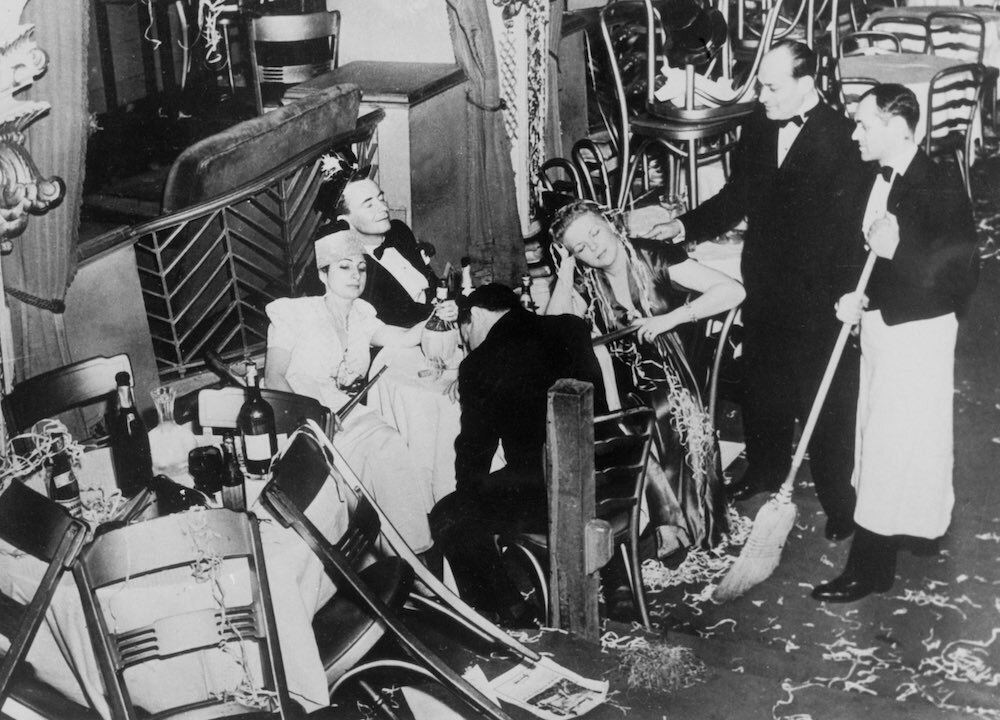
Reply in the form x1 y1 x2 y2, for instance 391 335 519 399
835 291 869 325
635 314 679 344
434 299 459 323
552 243 576 285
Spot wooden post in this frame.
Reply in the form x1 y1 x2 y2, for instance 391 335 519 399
546 379 599 641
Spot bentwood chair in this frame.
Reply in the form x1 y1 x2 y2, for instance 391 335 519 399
835 74 879 117
572 138 615 208
0 482 90 715
2 354 132 434
262 424 518 720
925 62 986 199
75 508 304 720
926 11 998 129
839 30 902 55
247 10 341 115
867 14 929 52
502 407 656 631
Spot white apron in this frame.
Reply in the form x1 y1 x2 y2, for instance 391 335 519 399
852 309 957 538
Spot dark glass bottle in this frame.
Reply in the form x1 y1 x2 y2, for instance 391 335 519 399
519 274 537 312
236 361 277 475
108 371 153 497
149 474 208 516
47 441 81 517
424 279 455 332
221 433 246 512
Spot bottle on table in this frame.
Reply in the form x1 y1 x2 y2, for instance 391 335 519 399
237 360 277 476
108 371 153 498
149 474 208 516
221 432 246 512
519 274 537 313
47 439 81 517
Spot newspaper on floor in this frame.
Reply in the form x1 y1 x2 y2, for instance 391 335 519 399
488 656 608 720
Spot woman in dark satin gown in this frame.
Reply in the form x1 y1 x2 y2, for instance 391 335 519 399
546 200 745 554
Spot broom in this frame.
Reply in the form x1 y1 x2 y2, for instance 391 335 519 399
714 250 878 601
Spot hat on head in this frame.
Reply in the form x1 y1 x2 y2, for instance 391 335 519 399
315 219 365 269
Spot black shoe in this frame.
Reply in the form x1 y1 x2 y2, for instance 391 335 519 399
811 570 889 602
824 515 855 542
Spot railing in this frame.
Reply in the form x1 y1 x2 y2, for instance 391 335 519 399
84 110 383 380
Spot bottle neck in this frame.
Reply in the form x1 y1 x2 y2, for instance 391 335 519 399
117 385 134 409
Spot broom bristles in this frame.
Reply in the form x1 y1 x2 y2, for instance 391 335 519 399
713 496 798 602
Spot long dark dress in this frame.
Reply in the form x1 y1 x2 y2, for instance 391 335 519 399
577 238 729 551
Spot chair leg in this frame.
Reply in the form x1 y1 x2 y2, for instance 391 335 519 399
506 542 550 625
221 22 237 95
620 542 652 631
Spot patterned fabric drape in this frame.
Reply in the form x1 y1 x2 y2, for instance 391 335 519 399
445 0 523 286
3 0 89 381
545 2 563 160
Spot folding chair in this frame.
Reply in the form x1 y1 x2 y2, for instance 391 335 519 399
263 422 545 720
74 508 323 719
0 482 89 714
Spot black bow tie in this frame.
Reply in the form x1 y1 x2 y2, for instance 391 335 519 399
776 112 808 129
877 166 895 182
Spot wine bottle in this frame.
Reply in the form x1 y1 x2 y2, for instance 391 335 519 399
460 256 473 296
221 433 246 512
47 441 81 517
519 274 537 312
236 361 277 476
424 279 454 332
108 371 153 497
149 474 208 516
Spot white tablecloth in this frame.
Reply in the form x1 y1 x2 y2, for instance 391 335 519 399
0 459 348 718
368 347 463 504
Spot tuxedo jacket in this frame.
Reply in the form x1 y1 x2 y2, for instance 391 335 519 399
680 103 865 334
855 150 978 325
454 310 606 500
360 220 437 327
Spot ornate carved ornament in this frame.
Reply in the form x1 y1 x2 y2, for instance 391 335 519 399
0 0 64 251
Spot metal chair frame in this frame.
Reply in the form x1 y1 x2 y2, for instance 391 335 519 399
925 61 985 200
867 14 930 52
839 30 903 55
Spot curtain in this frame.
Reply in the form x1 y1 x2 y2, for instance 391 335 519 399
445 0 523 286
545 2 564 160
3 0 88 382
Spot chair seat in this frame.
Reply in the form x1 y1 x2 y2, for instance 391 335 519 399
512 509 633 554
313 558 414 680
630 112 745 141
647 100 756 124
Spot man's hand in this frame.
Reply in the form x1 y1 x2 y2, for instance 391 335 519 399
445 378 459 404
835 291 869 325
552 243 577 285
866 214 899 259
643 218 685 242
434 299 459 323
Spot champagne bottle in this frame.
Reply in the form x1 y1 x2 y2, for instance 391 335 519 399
519 274 537 312
109 371 153 497
460 257 473 296
47 440 81 517
236 361 277 476
149 474 208 516
221 433 246 512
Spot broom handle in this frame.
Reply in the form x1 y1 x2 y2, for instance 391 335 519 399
776 250 878 502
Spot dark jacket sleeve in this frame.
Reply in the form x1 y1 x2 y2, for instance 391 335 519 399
453 356 500 496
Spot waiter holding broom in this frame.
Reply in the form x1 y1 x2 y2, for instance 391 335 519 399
812 84 979 603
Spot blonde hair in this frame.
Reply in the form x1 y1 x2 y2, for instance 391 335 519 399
550 199 657 330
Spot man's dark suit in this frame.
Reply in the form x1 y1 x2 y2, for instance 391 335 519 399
679 103 865 519
360 220 437 327
430 309 605 617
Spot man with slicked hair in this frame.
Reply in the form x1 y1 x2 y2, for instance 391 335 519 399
650 40 865 541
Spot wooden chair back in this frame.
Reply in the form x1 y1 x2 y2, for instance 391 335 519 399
0 482 88 708
926 61 985 152
2 354 132 434
839 30 903 55
247 10 341 114
571 138 614 208
196 386 333 438
927 11 986 62
75 509 295 720
837 74 879 117
867 14 929 52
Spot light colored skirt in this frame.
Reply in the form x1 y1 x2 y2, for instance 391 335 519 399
852 310 956 538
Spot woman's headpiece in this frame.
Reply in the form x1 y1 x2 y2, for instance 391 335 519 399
315 220 366 269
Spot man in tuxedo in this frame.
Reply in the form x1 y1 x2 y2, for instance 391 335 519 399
812 84 978 602
651 40 865 540
429 284 605 625
326 174 441 327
